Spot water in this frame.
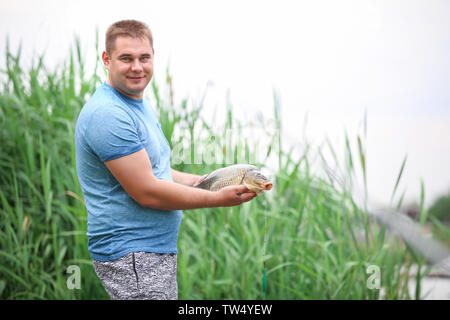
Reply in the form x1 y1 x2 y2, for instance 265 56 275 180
409 277 450 300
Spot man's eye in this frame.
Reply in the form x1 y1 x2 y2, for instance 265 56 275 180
141 57 151 61
121 57 130 62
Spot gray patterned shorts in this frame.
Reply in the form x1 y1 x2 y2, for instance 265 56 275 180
92 251 178 300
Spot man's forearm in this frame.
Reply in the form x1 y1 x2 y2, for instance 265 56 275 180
171 168 203 186
139 178 217 210
138 177 256 211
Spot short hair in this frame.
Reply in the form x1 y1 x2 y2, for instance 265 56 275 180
105 19 153 54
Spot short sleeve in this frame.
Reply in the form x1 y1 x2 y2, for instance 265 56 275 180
85 106 144 162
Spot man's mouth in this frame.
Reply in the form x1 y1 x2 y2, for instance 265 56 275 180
127 76 145 80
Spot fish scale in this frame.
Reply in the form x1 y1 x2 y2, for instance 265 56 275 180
211 176 244 191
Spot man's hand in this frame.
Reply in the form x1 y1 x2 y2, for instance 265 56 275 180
171 169 206 187
213 185 257 207
192 174 207 187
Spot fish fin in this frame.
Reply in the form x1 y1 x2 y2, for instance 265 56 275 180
239 171 248 186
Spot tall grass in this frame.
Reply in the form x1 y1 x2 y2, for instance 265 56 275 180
0 38 106 299
0 39 440 299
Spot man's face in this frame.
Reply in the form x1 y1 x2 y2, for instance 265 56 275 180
102 36 154 100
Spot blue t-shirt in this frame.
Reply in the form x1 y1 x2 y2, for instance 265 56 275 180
75 82 182 262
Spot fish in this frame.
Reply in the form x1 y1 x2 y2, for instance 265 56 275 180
194 164 273 194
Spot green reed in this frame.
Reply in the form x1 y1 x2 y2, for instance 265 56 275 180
0 38 440 300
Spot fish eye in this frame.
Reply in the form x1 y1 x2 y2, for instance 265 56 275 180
249 171 267 180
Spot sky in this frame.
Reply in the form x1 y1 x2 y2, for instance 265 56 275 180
1 0 449 206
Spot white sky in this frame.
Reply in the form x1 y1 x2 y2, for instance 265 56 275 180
1 0 449 206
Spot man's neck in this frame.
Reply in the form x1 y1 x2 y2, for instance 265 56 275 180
106 79 143 100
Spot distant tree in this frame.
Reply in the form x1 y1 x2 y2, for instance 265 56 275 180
428 191 450 223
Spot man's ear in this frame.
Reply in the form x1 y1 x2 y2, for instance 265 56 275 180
102 51 111 70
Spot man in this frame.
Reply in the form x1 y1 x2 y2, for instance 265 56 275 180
75 20 257 300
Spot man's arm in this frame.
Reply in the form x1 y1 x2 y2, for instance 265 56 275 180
171 168 206 187
104 149 256 210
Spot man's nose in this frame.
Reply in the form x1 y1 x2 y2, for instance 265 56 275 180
131 59 143 72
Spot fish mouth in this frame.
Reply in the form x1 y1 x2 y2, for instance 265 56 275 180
244 180 273 194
